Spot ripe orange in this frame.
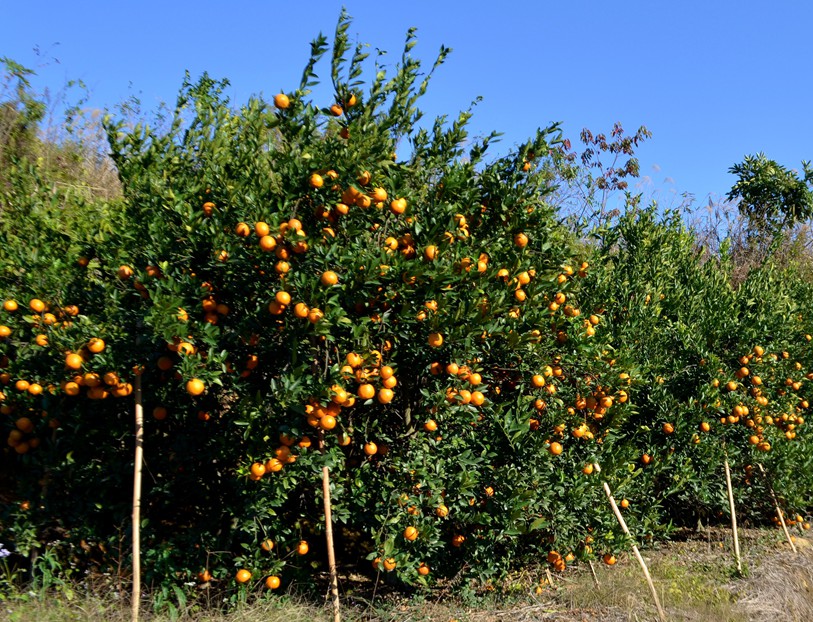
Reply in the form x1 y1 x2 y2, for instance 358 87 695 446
390 198 407 214
364 442 378 456
620 498 630 509
320 270 339 286
662 422 674 434
235 569 252 583
549 442 563 455
383 557 396 571
29 298 46 312
293 303 309 318
320 415 337 430
260 538 274 552
329 103 343 116
259 235 277 251
274 93 290 109
427 333 443 348
424 419 437 432
3 300 17 312
251 462 266 478
309 173 324 188
198 569 212 582
84 372 101 387
513 233 528 248
268 300 286 315
265 575 281 589
88 338 105 354
64 381 80 396
424 245 438 261
0 326 11 338
265 458 283 472
117 266 133 280
307 308 323 323
377 388 394 404
186 378 205 396
255 221 270 237
418 563 430 576
452 534 465 547
603 553 617 566
297 540 309 555
436 504 449 518
357 384 375 400
177 342 196 357
235 222 251 237
275 291 291 306
403 526 418 541
15 417 34 433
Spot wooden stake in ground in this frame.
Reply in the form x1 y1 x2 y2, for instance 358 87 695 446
757 463 797 553
587 559 600 588
596 465 666 622
723 458 743 575
131 374 144 622
318 432 341 622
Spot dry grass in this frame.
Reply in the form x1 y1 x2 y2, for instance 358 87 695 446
4 530 812 621
735 540 813 622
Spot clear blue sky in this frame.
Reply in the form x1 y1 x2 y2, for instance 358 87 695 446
3 1 811 206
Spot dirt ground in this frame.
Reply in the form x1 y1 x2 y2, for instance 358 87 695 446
3 527 812 621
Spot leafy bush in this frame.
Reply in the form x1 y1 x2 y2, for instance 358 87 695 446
0 11 811 609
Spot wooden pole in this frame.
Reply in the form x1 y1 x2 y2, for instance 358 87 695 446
319 432 341 622
757 463 797 553
588 559 600 588
544 567 555 588
597 466 666 622
723 458 743 575
131 374 144 622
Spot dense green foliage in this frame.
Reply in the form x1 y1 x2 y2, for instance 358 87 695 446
1 13 811 612
728 152 813 236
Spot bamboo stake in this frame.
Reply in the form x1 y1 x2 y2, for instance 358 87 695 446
544 567 555 588
597 465 666 622
131 374 144 622
723 458 743 575
588 559 600 588
757 463 797 553
319 432 341 622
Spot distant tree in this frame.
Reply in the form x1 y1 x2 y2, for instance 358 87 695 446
727 153 813 236
0 58 46 180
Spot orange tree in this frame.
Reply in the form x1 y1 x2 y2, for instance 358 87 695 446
4 11 812 606
581 206 813 528
84 12 643 590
